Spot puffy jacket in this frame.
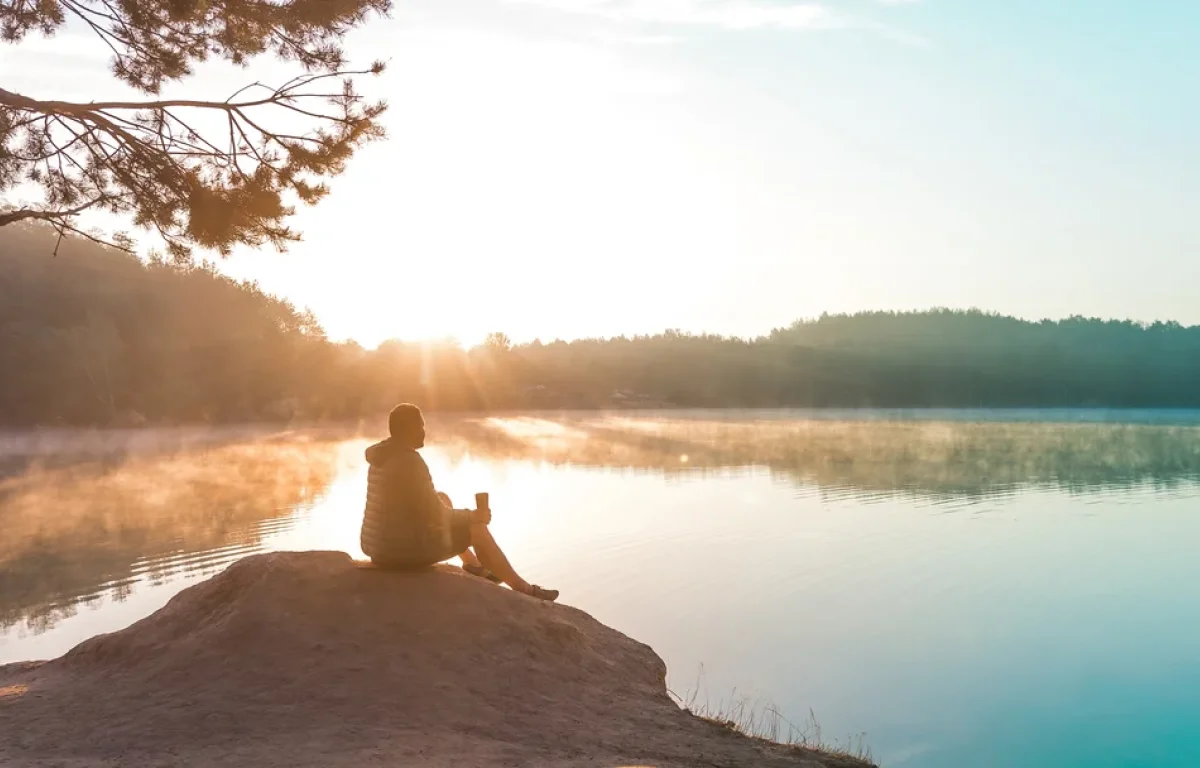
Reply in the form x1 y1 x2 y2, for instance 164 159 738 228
360 439 445 562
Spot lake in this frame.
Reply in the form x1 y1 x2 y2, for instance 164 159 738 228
4 410 1200 767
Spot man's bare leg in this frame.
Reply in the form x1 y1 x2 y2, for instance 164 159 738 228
469 523 533 594
441 491 551 598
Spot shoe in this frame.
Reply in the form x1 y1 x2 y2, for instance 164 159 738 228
463 563 503 584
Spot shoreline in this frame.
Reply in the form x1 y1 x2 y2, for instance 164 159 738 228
0 551 875 768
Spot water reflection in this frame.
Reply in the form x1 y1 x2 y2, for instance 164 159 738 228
3 412 1200 648
438 414 1200 496
0 429 351 637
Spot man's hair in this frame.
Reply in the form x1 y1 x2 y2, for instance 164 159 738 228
388 403 424 438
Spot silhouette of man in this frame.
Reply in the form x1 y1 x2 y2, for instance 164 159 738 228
361 403 558 601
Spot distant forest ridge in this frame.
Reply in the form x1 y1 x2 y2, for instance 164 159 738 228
4 224 1200 426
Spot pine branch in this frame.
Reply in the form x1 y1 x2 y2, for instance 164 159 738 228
0 196 109 227
1 1 390 257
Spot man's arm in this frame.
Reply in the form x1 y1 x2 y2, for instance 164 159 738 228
435 490 490 524
399 454 490 524
386 452 445 528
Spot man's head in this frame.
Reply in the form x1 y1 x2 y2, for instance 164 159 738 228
388 403 426 448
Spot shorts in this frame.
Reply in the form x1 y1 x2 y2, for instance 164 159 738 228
442 507 473 558
370 508 472 569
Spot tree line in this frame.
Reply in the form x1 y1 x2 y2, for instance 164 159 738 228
4 225 1200 427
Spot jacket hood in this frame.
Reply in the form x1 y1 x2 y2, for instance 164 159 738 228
365 438 403 466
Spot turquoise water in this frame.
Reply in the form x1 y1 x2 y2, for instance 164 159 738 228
3 411 1200 767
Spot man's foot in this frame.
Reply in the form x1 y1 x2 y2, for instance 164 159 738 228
526 585 559 602
463 563 503 584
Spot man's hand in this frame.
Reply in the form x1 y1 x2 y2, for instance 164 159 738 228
470 506 491 525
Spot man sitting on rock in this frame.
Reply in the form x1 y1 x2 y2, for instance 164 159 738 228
360 403 559 602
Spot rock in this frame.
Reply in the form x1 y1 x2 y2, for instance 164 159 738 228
0 552 871 767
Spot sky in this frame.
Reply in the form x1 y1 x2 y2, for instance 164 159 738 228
4 1 1200 347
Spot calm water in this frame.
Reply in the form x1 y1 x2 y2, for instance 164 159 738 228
4 411 1200 767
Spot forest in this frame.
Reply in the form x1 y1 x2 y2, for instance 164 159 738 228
4 224 1199 426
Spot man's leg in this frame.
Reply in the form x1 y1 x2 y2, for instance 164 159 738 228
440 493 552 599
469 523 533 594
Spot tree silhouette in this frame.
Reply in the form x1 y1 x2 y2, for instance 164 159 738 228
9 224 1200 425
0 0 389 260
483 332 513 352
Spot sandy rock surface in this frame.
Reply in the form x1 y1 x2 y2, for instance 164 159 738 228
0 551 870 767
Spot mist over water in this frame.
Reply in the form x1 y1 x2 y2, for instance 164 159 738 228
3 411 1200 767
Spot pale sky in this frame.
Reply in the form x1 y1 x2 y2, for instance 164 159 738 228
5 1 1200 347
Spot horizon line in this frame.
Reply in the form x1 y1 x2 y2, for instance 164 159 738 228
330 307 1200 352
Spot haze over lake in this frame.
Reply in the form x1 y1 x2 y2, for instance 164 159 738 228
4 410 1200 768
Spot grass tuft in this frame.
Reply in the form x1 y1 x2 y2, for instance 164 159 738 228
670 666 876 766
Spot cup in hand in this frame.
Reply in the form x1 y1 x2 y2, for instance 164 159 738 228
473 492 491 524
